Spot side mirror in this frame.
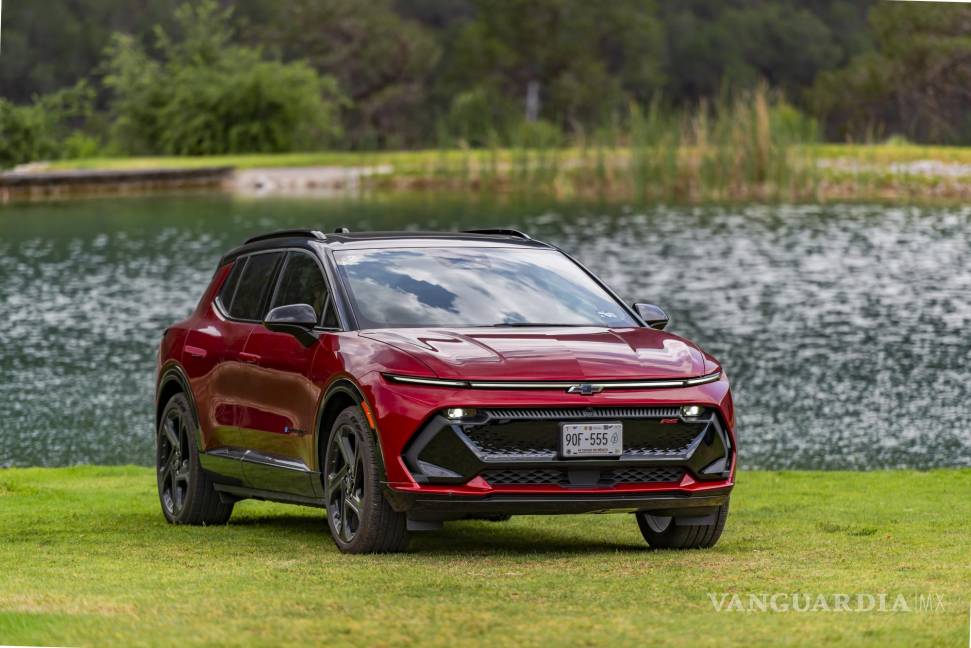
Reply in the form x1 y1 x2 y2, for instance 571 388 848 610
264 304 319 346
633 303 669 330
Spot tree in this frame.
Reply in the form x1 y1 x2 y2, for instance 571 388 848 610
102 1 346 155
437 0 666 136
250 0 441 148
0 0 179 105
659 1 871 105
812 3 971 143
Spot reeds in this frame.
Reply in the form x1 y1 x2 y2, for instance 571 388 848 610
419 84 821 202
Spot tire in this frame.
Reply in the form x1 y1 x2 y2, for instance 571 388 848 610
636 501 729 549
156 393 234 525
323 406 409 554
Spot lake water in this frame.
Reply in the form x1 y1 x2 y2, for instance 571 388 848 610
1 192 969 470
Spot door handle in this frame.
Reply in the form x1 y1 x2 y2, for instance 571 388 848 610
239 351 261 364
184 345 207 359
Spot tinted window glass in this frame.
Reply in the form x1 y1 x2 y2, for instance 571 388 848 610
322 300 339 328
271 252 329 320
229 252 283 320
217 258 246 311
334 247 637 329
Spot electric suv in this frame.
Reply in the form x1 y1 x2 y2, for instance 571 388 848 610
155 228 736 553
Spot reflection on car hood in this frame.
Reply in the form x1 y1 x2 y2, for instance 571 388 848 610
360 327 712 381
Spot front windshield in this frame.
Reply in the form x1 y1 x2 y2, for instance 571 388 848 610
333 246 638 329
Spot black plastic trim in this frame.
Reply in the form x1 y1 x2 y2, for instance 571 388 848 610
403 410 732 486
244 229 326 244
214 483 326 508
461 228 531 239
386 487 732 518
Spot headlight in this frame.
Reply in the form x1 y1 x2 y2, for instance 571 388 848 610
445 408 477 419
681 404 703 418
384 374 469 388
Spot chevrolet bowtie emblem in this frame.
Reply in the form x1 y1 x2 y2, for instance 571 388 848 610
567 383 603 395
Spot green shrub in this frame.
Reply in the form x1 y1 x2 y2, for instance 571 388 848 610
102 1 346 155
510 119 563 149
0 82 94 169
446 86 516 147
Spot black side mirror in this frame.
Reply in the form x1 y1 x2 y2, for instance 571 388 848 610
633 303 669 330
264 304 319 346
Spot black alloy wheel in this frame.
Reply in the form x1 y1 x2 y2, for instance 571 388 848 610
326 424 366 543
156 393 233 525
323 406 409 553
158 404 191 518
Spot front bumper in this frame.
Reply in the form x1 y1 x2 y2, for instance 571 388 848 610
385 485 732 520
403 406 733 485
387 405 734 518
363 371 737 514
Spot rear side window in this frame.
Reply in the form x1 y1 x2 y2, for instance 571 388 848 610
271 252 330 321
229 252 284 320
217 258 246 311
322 301 339 328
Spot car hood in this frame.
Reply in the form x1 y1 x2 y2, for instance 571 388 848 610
360 327 713 381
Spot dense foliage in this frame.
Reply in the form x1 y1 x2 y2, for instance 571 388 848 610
0 83 95 169
812 3 971 144
102 2 344 155
1 0 968 166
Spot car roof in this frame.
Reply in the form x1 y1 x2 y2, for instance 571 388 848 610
218 229 552 266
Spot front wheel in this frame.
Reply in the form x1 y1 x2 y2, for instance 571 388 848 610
323 406 409 553
636 501 729 549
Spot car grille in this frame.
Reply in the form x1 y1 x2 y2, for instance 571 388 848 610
481 466 684 487
462 412 703 459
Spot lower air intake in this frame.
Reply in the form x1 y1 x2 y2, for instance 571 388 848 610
481 467 684 487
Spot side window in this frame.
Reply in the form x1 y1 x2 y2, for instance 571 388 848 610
217 258 246 312
322 300 339 328
271 252 329 321
229 252 284 321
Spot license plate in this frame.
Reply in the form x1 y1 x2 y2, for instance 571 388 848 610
560 422 623 458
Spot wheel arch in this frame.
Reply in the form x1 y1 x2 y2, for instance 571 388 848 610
156 364 201 446
316 378 385 475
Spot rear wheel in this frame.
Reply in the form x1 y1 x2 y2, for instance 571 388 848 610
156 393 233 525
636 501 729 549
323 406 409 553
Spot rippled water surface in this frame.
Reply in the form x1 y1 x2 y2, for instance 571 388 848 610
1 193 969 469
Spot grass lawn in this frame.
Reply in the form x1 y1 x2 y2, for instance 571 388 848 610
0 467 968 647
43 143 971 173
43 150 494 172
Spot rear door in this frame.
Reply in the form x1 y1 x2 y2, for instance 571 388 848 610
182 258 254 457
213 250 286 457
237 250 335 495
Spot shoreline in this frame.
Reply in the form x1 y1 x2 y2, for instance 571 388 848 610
3 144 971 203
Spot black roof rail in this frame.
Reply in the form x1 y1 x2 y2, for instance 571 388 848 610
461 228 531 240
244 229 326 245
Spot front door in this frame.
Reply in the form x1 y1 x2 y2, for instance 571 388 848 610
236 250 332 495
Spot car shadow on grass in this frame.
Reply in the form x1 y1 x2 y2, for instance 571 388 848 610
228 512 649 555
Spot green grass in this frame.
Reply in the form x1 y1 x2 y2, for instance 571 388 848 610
0 467 968 647
45 143 971 172
813 142 971 164
45 149 503 172
40 143 971 204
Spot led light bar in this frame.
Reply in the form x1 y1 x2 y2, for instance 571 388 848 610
384 371 721 391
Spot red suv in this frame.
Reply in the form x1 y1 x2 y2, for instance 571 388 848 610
156 228 735 553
